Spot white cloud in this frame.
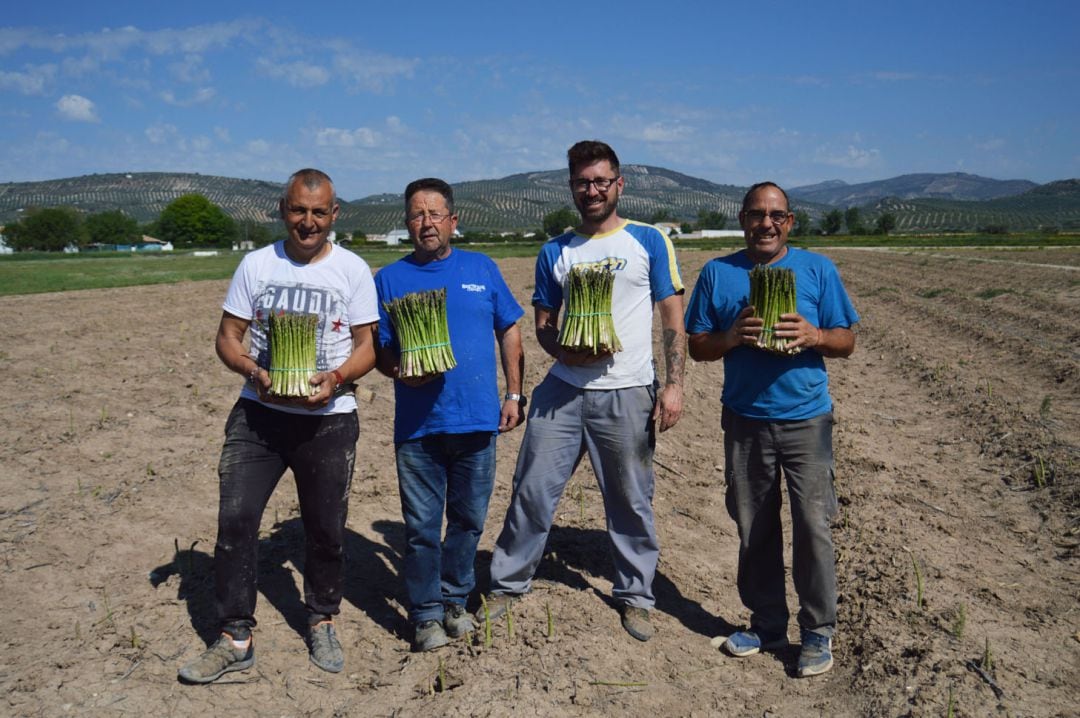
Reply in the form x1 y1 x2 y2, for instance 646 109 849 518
160 87 216 106
246 139 271 155
145 122 178 144
214 126 231 143
0 63 56 94
190 135 212 152
315 127 379 148
56 94 98 122
610 117 694 144
816 144 882 169
331 51 418 92
169 54 210 84
872 71 918 81
976 138 1005 151
256 58 330 87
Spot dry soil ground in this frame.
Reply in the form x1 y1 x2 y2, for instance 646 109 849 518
1 247 1077 717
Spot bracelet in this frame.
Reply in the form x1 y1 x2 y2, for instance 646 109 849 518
331 369 345 387
247 366 260 385
815 328 824 347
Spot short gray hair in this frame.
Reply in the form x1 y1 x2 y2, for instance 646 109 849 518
283 168 336 205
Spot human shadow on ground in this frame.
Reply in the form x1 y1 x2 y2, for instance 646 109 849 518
151 517 410 647
473 524 737 639
149 539 218 645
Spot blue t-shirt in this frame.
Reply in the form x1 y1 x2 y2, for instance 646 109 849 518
375 249 524 443
684 247 859 421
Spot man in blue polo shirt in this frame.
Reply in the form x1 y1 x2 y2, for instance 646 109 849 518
685 181 858 677
374 177 525 652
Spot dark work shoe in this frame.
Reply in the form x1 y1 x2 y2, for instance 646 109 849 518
444 603 476 639
797 630 833 677
475 593 515 623
307 621 344 673
412 620 449 652
723 629 788 657
620 605 655 642
178 634 254 684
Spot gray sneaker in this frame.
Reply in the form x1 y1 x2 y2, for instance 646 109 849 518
620 605 655 642
444 603 475 639
178 634 254 684
475 593 515 623
412 619 450 652
307 621 344 673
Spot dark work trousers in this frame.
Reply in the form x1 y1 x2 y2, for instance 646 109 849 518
214 399 358 637
722 406 838 639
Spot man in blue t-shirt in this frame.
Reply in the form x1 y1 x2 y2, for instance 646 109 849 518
685 181 858 678
374 177 525 652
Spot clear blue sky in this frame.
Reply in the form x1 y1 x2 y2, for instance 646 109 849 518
2 0 1077 200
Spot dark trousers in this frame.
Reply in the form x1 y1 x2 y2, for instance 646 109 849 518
722 406 838 637
214 399 358 636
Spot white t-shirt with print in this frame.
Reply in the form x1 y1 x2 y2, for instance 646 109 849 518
223 241 379 415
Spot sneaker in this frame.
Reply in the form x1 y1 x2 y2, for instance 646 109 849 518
412 620 449 652
723 629 788 657
620 605 655 642
307 621 344 673
475 593 515 623
444 603 475 639
797 630 833 677
178 634 254 684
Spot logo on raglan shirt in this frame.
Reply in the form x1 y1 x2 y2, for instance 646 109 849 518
572 257 627 273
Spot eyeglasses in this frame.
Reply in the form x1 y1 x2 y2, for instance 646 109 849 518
406 211 453 225
743 210 791 225
569 176 620 193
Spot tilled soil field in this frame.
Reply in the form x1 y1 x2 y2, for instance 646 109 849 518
0 247 1077 717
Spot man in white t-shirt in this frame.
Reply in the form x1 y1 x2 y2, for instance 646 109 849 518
179 169 379 683
482 141 687 641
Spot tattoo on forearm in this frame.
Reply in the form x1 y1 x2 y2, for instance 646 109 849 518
662 328 686 386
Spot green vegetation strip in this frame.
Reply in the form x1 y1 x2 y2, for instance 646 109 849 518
1 234 1077 297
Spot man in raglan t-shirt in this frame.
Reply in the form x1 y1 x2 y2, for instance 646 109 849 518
179 168 379 683
482 140 687 642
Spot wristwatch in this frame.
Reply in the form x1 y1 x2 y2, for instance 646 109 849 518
505 392 527 408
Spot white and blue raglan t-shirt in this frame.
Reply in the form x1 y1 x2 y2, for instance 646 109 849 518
534 220 684 390
222 241 380 416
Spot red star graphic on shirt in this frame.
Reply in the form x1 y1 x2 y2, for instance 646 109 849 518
331 317 344 333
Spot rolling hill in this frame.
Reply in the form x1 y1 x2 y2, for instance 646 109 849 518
1 170 1076 235
789 172 1037 206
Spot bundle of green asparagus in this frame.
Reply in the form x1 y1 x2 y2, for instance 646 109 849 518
268 312 319 396
558 265 622 355
749 264 800 355
383 288 457 377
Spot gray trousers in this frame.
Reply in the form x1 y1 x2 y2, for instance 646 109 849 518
722 406 838 637
489 374 659 608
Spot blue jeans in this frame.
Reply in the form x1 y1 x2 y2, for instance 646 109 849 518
215 399 358 635
722 406 838 638
395 431 497 624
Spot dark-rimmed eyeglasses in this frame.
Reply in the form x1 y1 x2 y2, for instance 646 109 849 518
569 176 620 193
406 212 453 225
743 210 791 225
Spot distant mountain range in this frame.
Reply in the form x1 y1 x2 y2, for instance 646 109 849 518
788 172 1038 206
1 169 1077 234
